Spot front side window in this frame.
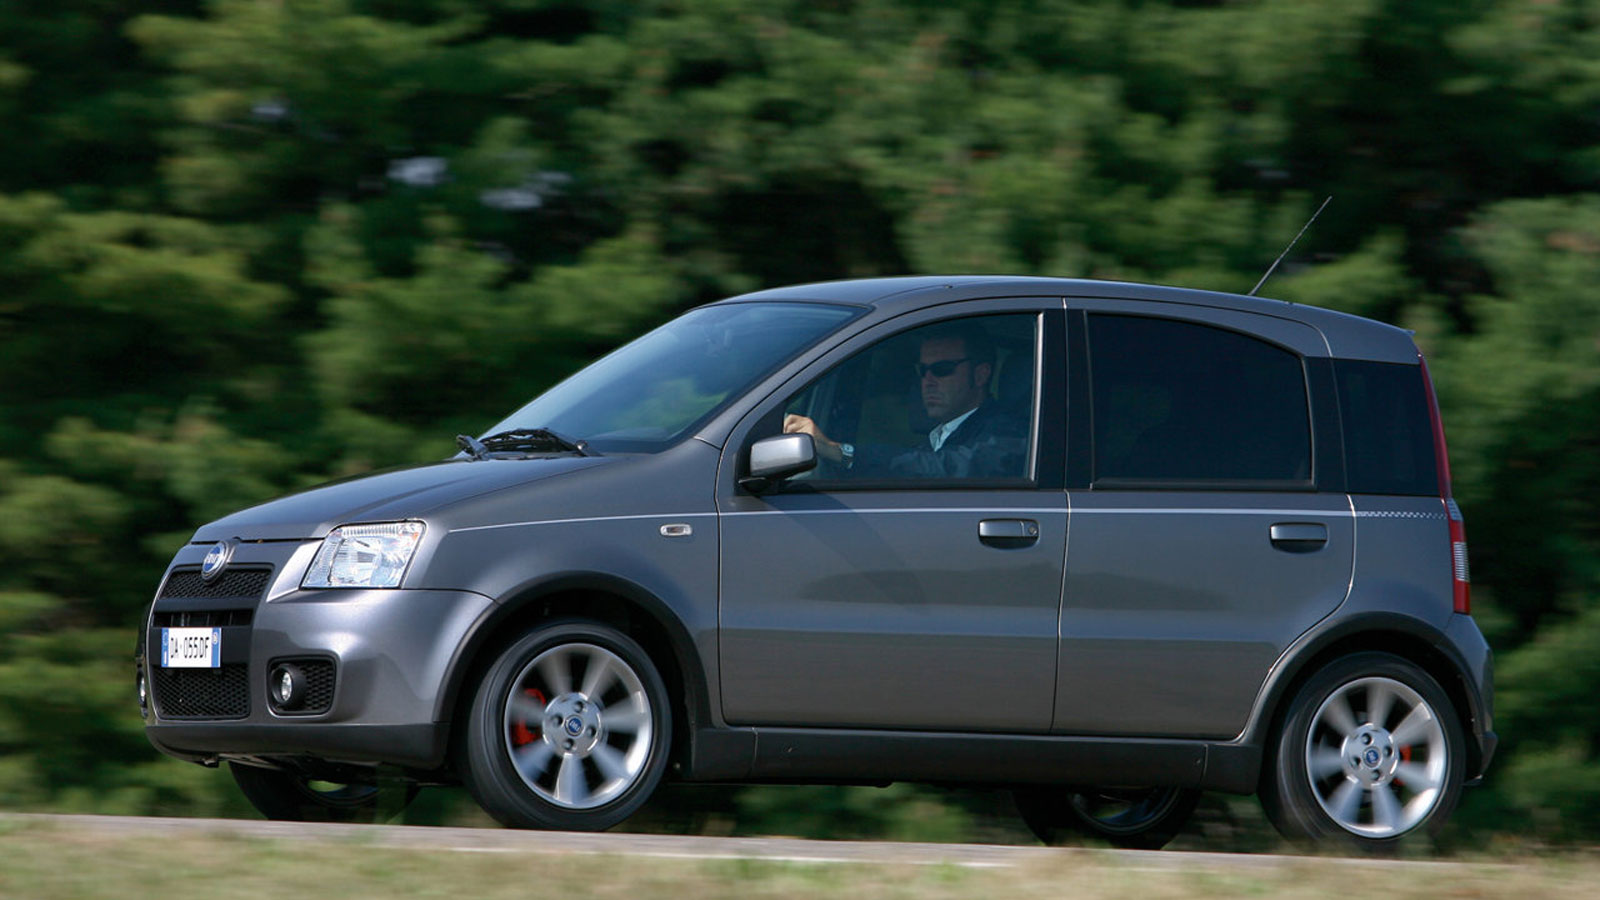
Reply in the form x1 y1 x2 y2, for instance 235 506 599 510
779 314 1038 484
486 302 859 452
1088 314 1311 484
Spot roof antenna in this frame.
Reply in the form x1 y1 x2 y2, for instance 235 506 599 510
1249 195 1332 297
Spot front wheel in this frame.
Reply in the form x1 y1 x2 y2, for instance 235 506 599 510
1259 652 1464 847
460 620 672 831
1015 786 1200 850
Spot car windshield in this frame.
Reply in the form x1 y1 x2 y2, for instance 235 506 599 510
483 302 861 452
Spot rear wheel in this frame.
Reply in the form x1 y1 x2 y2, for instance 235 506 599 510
229 763 415 823
1016 785 1200 850
460 620 671 831
1260 652 1464 848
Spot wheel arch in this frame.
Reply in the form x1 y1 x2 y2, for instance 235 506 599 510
438 572 710 775
1244 613 1487 783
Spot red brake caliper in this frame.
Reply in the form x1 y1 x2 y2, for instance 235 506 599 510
510 688 548 746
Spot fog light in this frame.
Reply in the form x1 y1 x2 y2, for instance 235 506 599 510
270 663 306 711
136 670 148 715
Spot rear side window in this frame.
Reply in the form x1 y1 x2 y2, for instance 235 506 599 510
1334 360 1438 496
1087 314 1312 485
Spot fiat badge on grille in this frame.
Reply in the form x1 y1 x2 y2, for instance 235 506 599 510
200 539 235 582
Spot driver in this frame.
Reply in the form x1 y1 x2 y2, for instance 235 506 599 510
783 323 1027 479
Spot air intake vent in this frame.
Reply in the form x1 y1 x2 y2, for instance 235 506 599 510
150 664 250 719
303 661 335 713
154 610 254 628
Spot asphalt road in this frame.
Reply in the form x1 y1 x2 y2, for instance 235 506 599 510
0 813 1501 874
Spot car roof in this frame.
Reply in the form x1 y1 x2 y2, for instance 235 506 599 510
715 275 1418 363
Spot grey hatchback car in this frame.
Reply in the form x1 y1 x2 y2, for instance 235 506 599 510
139 276 1494 849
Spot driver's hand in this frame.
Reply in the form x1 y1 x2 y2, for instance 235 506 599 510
783 414 843 463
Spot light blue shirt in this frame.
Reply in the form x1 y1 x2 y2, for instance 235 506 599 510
929 407 979 451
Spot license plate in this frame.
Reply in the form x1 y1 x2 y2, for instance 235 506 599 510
161 627 221 668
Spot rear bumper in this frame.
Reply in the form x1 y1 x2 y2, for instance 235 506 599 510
1442 613 1496 782
1466 730 1498 787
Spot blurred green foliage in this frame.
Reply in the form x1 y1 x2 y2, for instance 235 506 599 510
2 0 1599 843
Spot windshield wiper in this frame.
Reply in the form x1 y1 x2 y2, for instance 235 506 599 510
474 427 596 457
456 434 489 460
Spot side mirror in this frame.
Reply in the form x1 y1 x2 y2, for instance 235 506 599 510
740 433 817 494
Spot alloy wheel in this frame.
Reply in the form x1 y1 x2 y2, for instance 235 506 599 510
1304 676 1448 838
501 642 655 810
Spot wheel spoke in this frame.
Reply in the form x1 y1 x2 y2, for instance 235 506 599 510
1370 782 1401 832
1321 693 1358 736
554 754 588 806
1328 778 1364 825
1366 682 1395 730
1309 747 1347 780
508 693 546 722
580 654 615 699
537 651 572 696
591 743 631 785
604 705 649 734
512 741 555 781
1390 705 1435 747
1394 761 1442 793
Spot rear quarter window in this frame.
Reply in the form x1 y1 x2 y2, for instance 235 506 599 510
1334 360 1438 496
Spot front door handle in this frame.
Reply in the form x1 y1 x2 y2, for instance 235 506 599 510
979 518 1039 547
1270 522 1328 553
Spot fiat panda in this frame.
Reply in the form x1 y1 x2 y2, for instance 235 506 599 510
139 276 1494 849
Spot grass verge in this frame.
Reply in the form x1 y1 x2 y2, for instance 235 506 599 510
0 818 1597 900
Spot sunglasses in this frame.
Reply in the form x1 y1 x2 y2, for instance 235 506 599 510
914 357 971 378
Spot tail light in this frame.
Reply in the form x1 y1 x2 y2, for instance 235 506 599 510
1420 354 1471 614
1447 498 1471 613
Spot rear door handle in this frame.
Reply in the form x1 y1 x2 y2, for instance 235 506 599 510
1270 522 1327 552
979 518 1039 547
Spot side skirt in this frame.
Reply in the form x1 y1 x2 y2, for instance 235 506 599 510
680 727 1261 794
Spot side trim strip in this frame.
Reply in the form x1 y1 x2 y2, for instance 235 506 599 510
723 507 1068 517
1068 508 1353 517
452 505 1391 533
450 512 718 534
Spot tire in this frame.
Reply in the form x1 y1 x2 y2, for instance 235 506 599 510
230 762 415 823
460 620 672 831
1259 652 1464 848
1015 786 1200 850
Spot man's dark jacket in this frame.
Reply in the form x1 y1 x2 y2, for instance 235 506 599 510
853 401 1028 479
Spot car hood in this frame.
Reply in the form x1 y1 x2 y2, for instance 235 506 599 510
190 456 611 542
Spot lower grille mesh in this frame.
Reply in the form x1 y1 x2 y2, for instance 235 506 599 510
298 660 336 715
151 664 250 719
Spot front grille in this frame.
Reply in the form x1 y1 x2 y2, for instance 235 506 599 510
150 664 250 719
150 564 271 720
159 567 272 601
154 610 253 628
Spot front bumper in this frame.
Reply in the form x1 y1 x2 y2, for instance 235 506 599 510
145 722 450 770
142 542 493 770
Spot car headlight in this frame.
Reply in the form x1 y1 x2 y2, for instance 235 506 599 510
302 522 425 589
